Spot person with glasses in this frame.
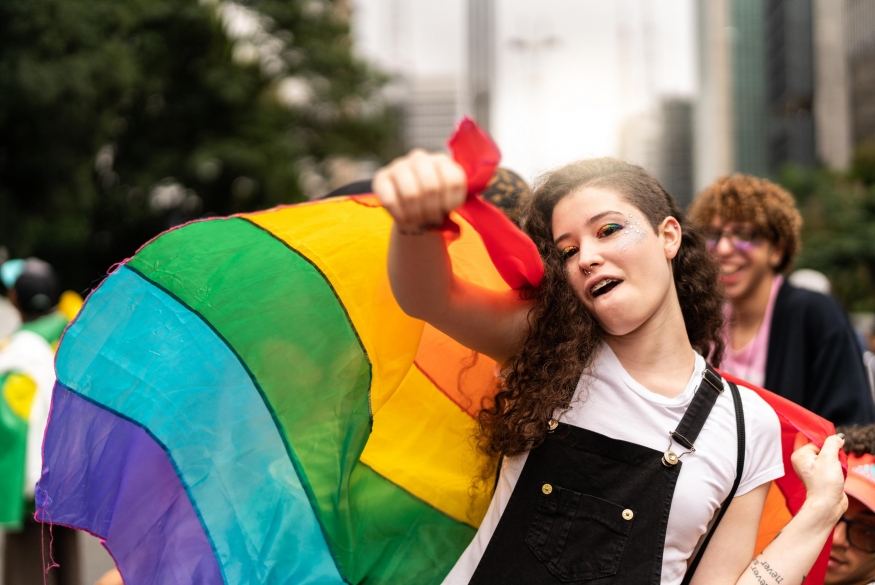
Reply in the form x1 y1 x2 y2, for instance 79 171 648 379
827 425 875 584
689 175 874 426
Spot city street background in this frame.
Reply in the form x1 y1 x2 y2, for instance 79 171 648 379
2 0 875 582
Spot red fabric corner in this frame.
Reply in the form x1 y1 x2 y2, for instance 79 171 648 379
447 117 501 195
444 117 544 290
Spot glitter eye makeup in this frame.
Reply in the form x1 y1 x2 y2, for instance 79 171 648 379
560 245 578 260
596 223 624 238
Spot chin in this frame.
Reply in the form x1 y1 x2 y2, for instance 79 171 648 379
722 280 746 297
593 313 645 337
589 299 651 337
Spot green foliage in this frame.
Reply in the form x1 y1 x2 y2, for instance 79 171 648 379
852 140 875 187
0 0 400 291
779 165 875 311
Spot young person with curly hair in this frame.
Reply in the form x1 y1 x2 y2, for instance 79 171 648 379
689 175 874 426
374 151 847 584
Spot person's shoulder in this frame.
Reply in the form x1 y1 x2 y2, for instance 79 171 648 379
776 280 850 330
731 381 782 435
725 381 785 488
777 280 842 314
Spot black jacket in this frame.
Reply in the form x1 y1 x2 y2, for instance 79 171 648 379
764 280 875 426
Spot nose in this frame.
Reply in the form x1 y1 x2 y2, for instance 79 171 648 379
713 233 736 257
833 519 849 547
576 247 602 274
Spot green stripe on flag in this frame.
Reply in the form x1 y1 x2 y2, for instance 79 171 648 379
128 217 472 583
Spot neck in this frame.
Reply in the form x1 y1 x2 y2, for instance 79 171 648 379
730 273 778 342
605 287 696 399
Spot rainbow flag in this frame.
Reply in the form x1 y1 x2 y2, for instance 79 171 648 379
36 120 837 584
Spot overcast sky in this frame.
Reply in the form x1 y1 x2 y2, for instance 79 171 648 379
350 0 697 179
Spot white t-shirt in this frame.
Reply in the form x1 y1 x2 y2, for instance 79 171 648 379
443 343 784 585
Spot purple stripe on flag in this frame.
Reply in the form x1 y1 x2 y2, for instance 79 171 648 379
36 383 223 585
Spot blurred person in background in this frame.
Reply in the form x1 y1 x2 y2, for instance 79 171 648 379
1 258 82 585
864 323 875 405
689 176 875 426
827 424 875 585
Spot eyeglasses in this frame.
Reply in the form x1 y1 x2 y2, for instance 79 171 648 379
703 227 764 253
838 516 875 553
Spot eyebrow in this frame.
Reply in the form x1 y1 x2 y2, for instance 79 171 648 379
553 210 623 245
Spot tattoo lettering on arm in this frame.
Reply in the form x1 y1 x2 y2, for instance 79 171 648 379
749 557 785 584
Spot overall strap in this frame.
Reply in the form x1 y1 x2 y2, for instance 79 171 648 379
671 365 725 451
681 377 746 585
661 365 725 467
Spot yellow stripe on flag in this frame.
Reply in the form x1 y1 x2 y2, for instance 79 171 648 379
360 364 491 527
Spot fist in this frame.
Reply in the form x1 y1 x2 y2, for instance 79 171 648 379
373 150 467 230
791 433 848 522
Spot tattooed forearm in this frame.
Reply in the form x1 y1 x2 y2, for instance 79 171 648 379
749 558 784 584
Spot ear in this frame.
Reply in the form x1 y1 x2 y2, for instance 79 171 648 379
768 244 784 271
660 217 682 260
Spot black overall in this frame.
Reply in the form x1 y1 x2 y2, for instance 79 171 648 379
468 366 743 585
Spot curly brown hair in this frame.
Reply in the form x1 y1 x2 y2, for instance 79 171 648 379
688 174 802 273
837 425 875 456
477 158 726 460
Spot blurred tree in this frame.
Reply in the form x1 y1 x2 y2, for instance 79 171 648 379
0 0 400 292
851 140 875 187
779 164 875 312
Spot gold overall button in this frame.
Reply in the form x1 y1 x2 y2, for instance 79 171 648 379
548 418 559 431
622 509 634 521
662 450 679 467
542 484 553 495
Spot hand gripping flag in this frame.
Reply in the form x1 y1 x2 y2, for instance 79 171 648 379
37 119 838 584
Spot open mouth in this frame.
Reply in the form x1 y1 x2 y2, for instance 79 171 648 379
721 265 743 276
591 278 621 297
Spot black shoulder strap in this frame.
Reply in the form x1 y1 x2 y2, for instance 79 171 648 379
681 378 746 584
670 365 726 451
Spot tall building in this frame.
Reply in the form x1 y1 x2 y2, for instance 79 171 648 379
468 0 494 133
765 0 816 170
813 0 853 170
696 0 818 185
350 0 466 150
730 0 816 175
731 0 770 176
658 98 695 207
694 0 734 190
698 0 875 182
848 0 875 145
402 77 460 151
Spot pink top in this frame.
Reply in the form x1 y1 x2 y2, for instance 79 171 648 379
721 275 784 388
